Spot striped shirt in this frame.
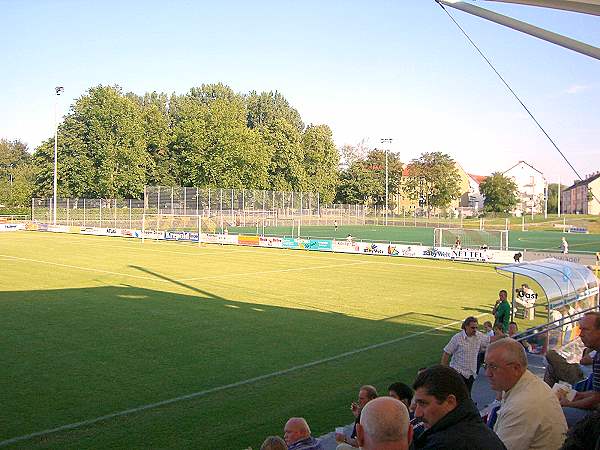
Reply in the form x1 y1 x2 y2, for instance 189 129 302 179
444 330 490 378
593 351 600 392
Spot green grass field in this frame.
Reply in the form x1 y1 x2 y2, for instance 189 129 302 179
0 231 550 449
229 224 600 253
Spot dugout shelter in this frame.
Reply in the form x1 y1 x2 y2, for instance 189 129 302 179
496 258 599 353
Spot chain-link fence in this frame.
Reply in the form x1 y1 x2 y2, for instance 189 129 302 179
144 186 366 227
32 198 145 229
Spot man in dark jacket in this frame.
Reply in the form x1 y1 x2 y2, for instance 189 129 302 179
412 365 506 450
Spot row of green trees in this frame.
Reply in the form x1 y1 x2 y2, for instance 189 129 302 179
29 84 339 202
1 83 526 213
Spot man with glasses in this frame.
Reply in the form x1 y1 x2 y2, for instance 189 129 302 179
485 338 567 450
441 316 490 394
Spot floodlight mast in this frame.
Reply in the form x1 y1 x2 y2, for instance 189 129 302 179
381 138 393 226
53 86 64 226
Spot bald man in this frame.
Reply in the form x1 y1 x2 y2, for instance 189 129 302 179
283 417 323 450
485 338 567 450
356 397 412 450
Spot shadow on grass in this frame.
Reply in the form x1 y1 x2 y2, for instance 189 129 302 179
1 282 464 450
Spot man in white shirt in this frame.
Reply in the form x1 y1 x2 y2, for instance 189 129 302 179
485 338 567 450
441 316 490 394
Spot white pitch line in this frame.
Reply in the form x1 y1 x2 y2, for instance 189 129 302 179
179 260 371 281
0 313 487 447
0 254 170 283
0 254 369 286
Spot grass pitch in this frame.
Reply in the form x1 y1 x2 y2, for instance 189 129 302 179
1 231 543 449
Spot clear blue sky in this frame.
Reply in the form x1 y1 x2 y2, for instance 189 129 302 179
1 0 598 184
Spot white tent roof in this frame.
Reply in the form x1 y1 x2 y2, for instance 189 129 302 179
496 258 599 308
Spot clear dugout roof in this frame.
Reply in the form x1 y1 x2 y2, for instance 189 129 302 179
496 258 599 308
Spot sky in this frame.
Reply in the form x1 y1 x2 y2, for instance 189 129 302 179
1 0 599 185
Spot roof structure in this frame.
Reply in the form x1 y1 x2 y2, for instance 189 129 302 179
563 172 600 191
502 160 545 176
468 174 487 184
437 0 600 60
496 258 599 309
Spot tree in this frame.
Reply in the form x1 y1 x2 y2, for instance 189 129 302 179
262 118 306 191
335 148 403 206
245 91 306 191
0 139 34 206
402 152 461 209
301 125 340 203
246 90 304 133
128 91 177 186
172 86 270 189
33 85 152 199
479 172 518 213
547 183 565 214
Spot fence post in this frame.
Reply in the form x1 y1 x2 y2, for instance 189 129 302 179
129 199 132 229
99 200 102 227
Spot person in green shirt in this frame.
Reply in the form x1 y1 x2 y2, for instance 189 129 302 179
493 289 510 333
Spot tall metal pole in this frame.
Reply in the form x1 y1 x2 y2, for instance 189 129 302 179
53 86 64 225
557 175 561 217
381 138 393 226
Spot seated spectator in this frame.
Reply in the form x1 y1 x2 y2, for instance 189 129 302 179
493 323 506 339
544 348 595 387
412 365 506 449
478 321 496 373
283 418 323 450
356 397 412 450
388 382 413 411
558 312 600 428
336 385 378 449
559 411 600 450
261 435 287 450
508 321 518 337
485 338 567 450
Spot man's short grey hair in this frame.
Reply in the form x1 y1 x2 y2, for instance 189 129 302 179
360 397 409 443
487 338 527 368
287 417 310 435
360 385 379 400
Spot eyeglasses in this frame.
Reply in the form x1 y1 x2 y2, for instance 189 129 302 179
482 362 516 371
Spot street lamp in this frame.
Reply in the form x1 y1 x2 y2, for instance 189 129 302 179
53 86 64 225
381 138 393 226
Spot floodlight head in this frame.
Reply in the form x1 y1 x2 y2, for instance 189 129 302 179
55 86 64 95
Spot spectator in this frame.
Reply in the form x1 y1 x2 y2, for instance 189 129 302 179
336 385 378 449
559 411 600 450
441 316 490 393
485 338 567 450
261 435 287 450
283 418 323 450
559 312 600 427
543 348 594 387
508 321 518 337
356 397 412 450
483 321 494 337
493 323 506 339
494 290 511 333
561 237 569 254
388 382 413 410
478 321 495 373
412 365 506 449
